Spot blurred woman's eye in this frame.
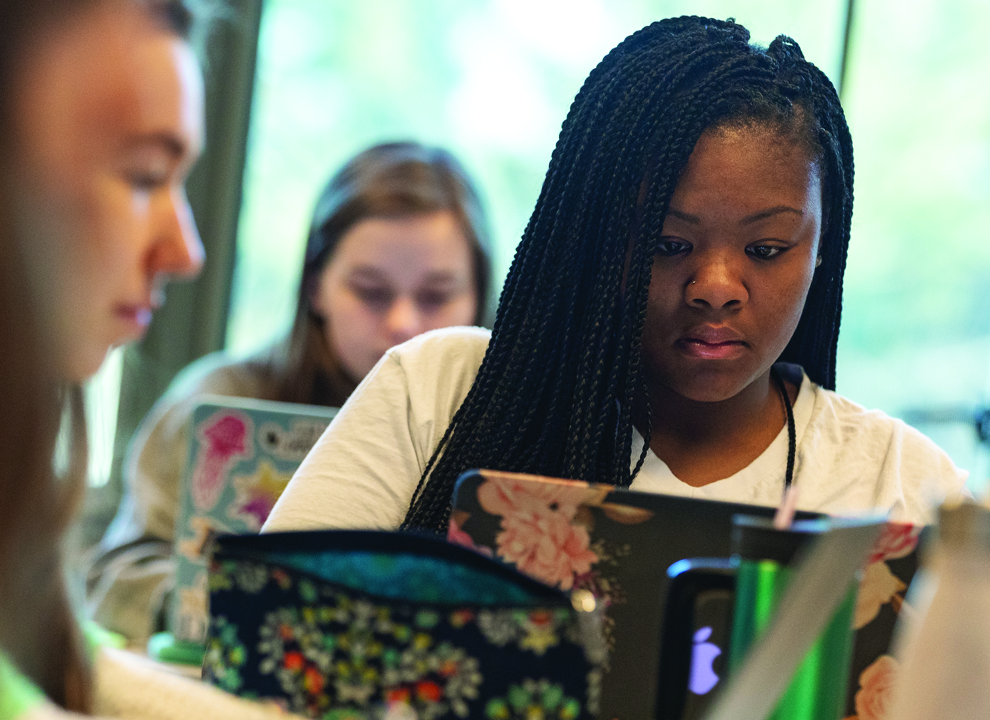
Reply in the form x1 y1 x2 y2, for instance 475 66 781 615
123 152 172 192
656 238 690 257
351 285 393 307
126 167 170 192
416 290 453 309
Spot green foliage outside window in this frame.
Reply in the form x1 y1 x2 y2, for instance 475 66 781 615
226 0 989 490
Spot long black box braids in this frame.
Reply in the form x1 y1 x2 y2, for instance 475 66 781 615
403 16 854 534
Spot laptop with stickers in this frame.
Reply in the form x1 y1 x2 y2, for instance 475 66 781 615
447 468 924 720
168 395 337 646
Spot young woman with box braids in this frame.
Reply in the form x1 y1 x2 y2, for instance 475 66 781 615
265 16 966 537
403 17 851 532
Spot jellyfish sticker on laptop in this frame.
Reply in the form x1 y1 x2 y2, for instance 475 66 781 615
191 411 254 511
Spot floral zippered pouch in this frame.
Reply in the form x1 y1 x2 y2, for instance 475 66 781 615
203 529 604 720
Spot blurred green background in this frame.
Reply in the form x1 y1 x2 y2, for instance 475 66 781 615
202 0 990 492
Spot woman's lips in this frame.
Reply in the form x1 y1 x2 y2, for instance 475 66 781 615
115 305 154 334
678 325 747 359
679 339 747 359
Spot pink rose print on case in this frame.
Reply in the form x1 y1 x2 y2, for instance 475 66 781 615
855 522 920 629
477 475 603 590
192 412 253 511
866 523 921 565
496 508 599 590
844 655 899 720
477 475 604 524
452 470 653 661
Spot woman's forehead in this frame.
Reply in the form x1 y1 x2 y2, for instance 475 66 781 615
692 125 819 174
662 127 822 226
12 1 203 171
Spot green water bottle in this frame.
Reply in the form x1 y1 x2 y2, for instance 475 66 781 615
727 516 857 720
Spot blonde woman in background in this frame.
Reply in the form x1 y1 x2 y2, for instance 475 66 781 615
88 141 494 641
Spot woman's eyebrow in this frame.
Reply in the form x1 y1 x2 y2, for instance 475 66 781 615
666 208 701 224
740 206 804 225
665 206 804 225
126 132 194 162
347 266 389 281
421 271 462 285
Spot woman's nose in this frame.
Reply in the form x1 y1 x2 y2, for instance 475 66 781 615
150 188 205 281
685 253 748 309
385 296 422 343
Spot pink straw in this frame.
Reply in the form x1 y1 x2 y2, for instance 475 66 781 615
774 485 800 529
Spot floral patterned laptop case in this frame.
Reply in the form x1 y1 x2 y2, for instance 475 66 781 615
447 469 924 720
203 529 606 720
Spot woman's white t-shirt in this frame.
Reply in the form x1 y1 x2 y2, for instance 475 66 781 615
263 327 968 532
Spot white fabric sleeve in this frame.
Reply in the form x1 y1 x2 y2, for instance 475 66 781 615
263 327 489 533
91 648 304 720
262 352 425 532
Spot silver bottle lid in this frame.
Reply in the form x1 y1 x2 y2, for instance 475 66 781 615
939 501 990 550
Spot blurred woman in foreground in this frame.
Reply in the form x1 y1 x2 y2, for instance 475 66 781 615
0 0 301 717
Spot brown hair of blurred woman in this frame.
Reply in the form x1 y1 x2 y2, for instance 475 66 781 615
0 0 197 712
0 147 92 714
270 141 494 406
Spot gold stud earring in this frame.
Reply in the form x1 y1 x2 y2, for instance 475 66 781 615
815 256 823 268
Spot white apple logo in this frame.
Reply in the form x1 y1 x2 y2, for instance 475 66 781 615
689 626 722 695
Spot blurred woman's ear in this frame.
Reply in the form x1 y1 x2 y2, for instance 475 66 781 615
302 271 323 320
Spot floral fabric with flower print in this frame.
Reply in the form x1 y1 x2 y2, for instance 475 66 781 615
843 523 925 720
203 555 600 720
474 477 604 590
449 471 653 661
484 679 582 719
